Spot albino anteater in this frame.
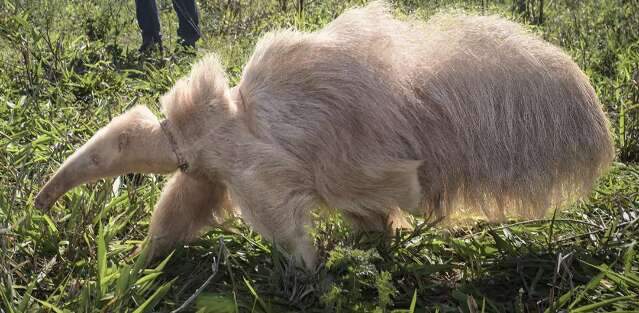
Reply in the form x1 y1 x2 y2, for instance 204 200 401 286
35 2 614 268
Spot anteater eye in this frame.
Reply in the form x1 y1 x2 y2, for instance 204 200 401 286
118 132 129 152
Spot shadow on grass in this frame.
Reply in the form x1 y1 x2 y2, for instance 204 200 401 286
153 214 630 313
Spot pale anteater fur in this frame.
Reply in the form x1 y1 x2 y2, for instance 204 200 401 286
35 2 614 268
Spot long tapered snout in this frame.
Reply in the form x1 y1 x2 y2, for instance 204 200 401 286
35 106 180 209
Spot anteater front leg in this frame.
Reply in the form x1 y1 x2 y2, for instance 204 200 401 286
148 171 230 258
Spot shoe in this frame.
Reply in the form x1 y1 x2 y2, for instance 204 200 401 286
177 37 196 49
174 39 197 57
139 36 163 53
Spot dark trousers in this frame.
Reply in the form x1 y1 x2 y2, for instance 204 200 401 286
135 0 200 45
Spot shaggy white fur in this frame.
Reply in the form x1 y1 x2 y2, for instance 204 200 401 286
36 1 614 268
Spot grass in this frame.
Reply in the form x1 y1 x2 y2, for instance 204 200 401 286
1 0 638 312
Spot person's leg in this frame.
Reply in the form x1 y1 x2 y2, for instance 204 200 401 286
172 0 200 47
135 0 163 51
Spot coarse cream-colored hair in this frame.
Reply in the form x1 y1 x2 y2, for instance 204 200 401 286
36 1 614 267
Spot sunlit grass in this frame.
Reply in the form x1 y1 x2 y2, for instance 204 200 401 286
1 0 638 312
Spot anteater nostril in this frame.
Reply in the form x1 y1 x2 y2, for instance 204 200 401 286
34 193 49 209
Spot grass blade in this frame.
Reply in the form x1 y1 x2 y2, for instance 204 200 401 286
571 295 637 313
97 223 107 298
132 278 177 313
409 289 417 313
243 277 270 313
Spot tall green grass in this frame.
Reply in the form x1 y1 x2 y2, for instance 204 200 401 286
1 0 637 312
